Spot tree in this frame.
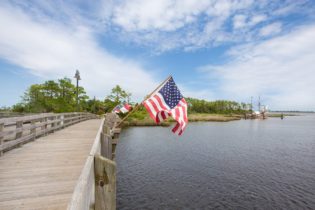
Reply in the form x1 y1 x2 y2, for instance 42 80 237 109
104 85 131 112
12 77 89 113
86 98 105 115
185 97 248 114
106 85 130 103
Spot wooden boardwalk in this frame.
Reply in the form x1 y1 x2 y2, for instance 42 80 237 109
0 119 102 210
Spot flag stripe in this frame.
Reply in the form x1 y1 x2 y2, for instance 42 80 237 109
148 98 161 123
154 94 169 110
143 101 157 122
151 97 165 122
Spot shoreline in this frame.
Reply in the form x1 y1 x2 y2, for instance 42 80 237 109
267 113 299 117
121 113 242 127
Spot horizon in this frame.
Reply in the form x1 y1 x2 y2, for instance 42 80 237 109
0 1 315 111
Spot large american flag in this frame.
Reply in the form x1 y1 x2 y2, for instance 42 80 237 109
143 77 188 135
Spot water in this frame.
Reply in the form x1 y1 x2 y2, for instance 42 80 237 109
116 115 315 209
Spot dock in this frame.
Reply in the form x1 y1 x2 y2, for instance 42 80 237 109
0 113 120 210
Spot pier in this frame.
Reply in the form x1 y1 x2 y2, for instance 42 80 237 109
0 113 120 210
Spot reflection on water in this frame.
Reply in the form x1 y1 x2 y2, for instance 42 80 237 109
116 115 315 209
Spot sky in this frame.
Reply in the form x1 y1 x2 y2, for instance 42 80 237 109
0 0 315 111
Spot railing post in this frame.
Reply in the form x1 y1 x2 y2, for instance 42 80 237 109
94 155 116 210
30 120 36 140
42 117 47 135
111 128 120 160
101 133 112 160
51 116 56 132
61 114 64 128
71 113 74 125
16 121 23 146
56 115 61 128
0 123 3 156
103 124 111 136
64 114 68 126
100 132 106 158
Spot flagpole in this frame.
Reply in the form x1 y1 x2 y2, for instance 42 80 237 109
116 75 172 127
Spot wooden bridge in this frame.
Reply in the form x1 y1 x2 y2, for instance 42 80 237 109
0 113 120 210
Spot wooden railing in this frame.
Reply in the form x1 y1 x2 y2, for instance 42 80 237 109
0 112 98 156
68 113 120 210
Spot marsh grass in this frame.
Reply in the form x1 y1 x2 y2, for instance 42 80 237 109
120 109 241 127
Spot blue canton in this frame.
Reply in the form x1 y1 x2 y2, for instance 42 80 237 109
158 77 183 109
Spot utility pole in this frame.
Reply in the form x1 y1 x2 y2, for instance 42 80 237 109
258 96 261 112
250 96 253 112
74 70 81 112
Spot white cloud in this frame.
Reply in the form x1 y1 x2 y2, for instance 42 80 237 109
199 24 315 110
232 13 266 32
249 14 267 26
102 0 312 52
0 3 159 102
105 0 257 51
259 22 282 37
8 0 309 53
7 0 310 53
112 0 212 32
233 14 247 29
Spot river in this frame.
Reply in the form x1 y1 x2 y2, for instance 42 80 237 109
116 115 315 209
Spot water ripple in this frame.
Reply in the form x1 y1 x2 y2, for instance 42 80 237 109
116 116 315 209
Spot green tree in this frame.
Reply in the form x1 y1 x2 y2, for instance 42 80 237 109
106 85 130 103
104 85 131 112
12 77 89 113
86 98 105 115
185 97 248 114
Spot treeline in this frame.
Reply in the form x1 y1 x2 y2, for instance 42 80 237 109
11 78 130 115
12 78 89 113
8 77 249 115
186 97 250 114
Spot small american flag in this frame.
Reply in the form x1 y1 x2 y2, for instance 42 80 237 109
143 77 188 135
113 103 132 114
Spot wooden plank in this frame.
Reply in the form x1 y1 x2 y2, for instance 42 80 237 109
0 133 35 151
0 123 41 139
103 125 111 136
89 119 105 156
0 113 96 155
101 133 113 159
0 119 102 210
113 128 121 134
0 113 55 125
30 120 36 141
15 121 23 139
15 121 23 147
94 155 116 210
0 113 96 126
107 135 112 160
51 116 56 132
67 118 104 210
112 138 118 145
67 156 95 210
100 132 108 158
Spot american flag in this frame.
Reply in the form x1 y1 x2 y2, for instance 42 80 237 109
143 77 188 135
113 103 132 114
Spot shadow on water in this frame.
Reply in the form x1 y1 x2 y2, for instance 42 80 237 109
116 115 315 210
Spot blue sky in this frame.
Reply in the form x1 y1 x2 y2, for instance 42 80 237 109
0 0 315 110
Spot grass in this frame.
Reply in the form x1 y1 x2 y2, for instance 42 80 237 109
188 113 241 122
120 111 241 127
